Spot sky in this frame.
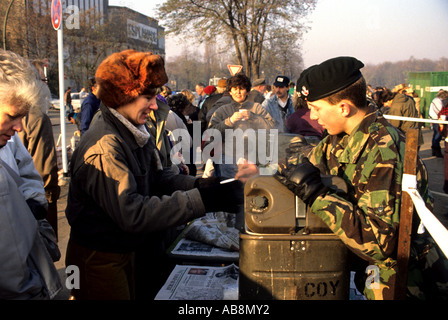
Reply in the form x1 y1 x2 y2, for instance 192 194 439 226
109 0 448 68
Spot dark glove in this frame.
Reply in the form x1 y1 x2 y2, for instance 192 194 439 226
26 198 48 220
194 176 223 189
195 177 244 213
274 158 328 206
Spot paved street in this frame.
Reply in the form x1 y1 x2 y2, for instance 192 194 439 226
46 108 448 300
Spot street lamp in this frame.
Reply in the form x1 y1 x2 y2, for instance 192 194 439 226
3 0 15 50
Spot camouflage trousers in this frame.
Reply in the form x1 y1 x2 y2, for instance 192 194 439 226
358 235 448 300
406 235 448 300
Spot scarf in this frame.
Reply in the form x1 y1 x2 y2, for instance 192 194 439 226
108 107 150 148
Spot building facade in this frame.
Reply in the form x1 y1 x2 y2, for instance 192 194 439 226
107 5 165 56
1 0 165 92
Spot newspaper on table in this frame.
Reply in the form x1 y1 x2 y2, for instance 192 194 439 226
156 265 365 300
155 264 239 300
183 212 240 251
170 238 239 260
169 212 239 261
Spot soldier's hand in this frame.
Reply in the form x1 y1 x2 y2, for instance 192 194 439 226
274 157 328 206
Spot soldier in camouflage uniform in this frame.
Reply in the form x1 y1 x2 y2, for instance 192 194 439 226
276 57 447 300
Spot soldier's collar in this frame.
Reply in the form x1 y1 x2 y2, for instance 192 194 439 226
336 108 379 164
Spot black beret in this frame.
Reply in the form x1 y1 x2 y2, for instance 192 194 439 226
296 56 364 102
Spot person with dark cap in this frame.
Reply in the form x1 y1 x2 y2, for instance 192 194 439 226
261 75 294 132
247 78 266 104
64 50 244 300
274 56 446 300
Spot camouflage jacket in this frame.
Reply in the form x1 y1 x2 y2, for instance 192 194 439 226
305 106 433 299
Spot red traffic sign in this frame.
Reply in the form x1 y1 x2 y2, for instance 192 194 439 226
51 0 62 30
227 64 243 76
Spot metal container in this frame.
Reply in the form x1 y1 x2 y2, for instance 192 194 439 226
239 176 350 300
239 233 349 300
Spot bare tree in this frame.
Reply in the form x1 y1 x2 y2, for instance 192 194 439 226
63 7 145 90
166 45 206 90
157 0 316 80
260 28 304 83
64 9 113 90
1 0 57 58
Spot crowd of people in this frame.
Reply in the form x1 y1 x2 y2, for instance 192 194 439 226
1 47 447 301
